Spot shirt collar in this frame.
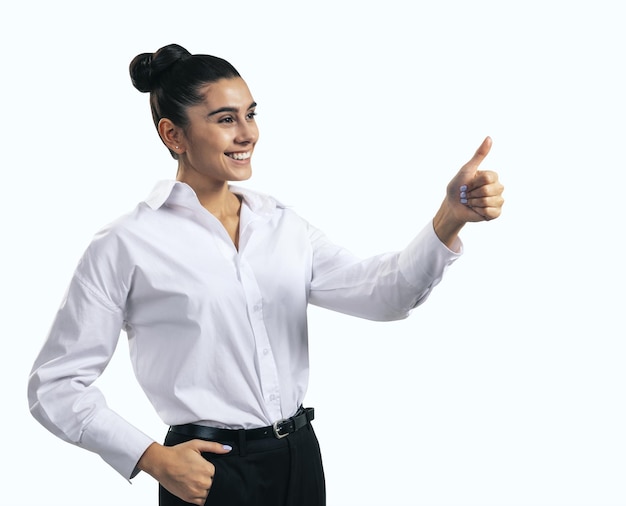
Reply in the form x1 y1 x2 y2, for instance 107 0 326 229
144 180 285 217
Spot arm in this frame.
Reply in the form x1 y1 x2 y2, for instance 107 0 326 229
307 221 462 321
28 234 233 500
27 228 158 479
307 137 503 320
27 272 155 479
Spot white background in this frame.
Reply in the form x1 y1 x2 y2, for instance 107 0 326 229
2 1 625 505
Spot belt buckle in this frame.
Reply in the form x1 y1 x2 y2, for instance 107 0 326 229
272 418 290 439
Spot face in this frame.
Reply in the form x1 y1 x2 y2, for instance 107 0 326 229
175 77 259 187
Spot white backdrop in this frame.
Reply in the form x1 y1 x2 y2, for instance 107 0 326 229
2 1 624 505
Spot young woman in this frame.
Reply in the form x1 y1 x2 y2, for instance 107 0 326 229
28 43 504 506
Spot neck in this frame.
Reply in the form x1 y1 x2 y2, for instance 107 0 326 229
196 184 237 219
176 172 242 249
176 170 238 219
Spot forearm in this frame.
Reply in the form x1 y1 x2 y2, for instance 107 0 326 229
309 221 462 320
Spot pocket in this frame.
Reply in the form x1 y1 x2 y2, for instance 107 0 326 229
203 459 220 505
203 456 250 506
204 458 239 506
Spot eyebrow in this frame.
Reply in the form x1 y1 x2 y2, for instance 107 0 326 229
207 102 257 117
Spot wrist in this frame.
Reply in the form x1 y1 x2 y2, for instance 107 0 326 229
433 201 465 248
137 442 166 477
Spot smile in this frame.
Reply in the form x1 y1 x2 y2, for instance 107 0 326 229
226 152 251 160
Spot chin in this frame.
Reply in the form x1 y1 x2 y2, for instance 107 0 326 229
231 167 253 182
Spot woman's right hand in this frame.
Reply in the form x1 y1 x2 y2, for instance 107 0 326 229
137 440 232 505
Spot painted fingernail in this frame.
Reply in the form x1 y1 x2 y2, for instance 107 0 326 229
460 185 468 192
223 445 233 451
460 191 467 198
460 198 468 204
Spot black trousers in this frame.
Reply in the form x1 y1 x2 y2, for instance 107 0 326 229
159 423 326 506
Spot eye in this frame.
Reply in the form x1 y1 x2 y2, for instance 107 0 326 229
218 116 235 124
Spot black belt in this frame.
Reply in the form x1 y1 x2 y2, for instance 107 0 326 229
169 407 315 441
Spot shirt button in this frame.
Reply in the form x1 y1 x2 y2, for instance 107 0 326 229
269 394 276 401
263 348 270 356
253 304 262 312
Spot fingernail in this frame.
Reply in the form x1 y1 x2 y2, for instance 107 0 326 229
460 198 468 204
223 445 233 451
460 185 468 192
460 191 467 198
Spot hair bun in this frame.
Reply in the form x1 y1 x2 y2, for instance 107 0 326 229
129 43 192 93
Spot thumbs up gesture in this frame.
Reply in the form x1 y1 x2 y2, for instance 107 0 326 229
433 136 504 248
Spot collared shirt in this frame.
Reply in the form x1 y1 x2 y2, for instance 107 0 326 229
28 180 462 479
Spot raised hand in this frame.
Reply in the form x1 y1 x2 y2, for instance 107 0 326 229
433 136 504 248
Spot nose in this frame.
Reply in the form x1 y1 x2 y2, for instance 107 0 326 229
235 119 258 145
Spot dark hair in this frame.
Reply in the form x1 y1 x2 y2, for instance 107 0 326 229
129 43 241 159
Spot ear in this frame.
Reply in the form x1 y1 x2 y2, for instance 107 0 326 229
158 118 186 155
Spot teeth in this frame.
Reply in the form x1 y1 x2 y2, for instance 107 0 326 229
228 152 251 160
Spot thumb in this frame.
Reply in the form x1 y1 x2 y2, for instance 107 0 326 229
188 439 233 455
460 136 492 176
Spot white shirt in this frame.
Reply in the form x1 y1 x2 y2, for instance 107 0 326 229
28 180 462 479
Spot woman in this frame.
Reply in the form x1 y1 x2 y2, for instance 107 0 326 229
28 43 504 506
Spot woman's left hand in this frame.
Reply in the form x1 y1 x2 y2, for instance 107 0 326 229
433 136 505 247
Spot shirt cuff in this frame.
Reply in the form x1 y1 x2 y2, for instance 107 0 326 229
398 220 463 289
78 408 155 481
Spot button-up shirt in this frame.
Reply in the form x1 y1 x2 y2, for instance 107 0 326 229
28 180 462 479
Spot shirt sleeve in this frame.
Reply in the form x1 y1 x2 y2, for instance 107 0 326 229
308 220 462 321
27 246 155 481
